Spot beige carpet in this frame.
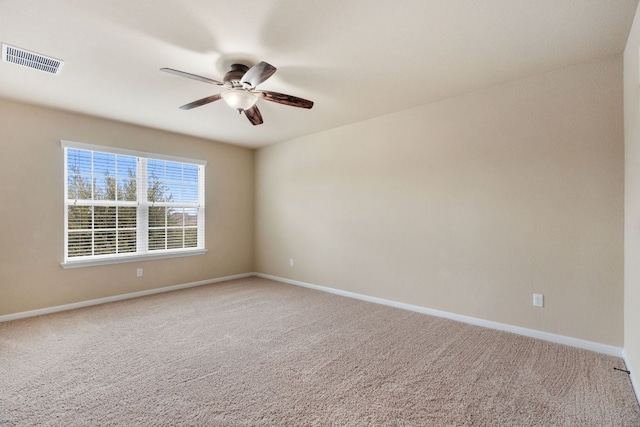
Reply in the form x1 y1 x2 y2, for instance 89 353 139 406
0 277 638 426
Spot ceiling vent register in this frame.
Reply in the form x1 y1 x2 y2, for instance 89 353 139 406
1 44 64 75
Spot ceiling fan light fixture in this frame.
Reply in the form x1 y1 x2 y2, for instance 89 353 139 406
221 89 257 112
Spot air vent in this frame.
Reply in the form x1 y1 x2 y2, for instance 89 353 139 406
2 44 64 75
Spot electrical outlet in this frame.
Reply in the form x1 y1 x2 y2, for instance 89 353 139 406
533 293 544 307
289 258 294 267
137 268 143 277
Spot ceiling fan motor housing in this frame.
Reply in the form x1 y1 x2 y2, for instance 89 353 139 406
224 64 249 87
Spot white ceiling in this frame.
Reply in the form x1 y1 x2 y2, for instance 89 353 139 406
0 0 637 148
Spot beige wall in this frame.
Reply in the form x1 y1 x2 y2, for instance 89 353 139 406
624 2 640 393
0 99 254 316
0 53 628 350
255 56 625 346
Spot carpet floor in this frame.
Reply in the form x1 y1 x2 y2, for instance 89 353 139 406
0 276 638 426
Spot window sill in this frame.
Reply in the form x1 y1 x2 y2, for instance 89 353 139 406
60 249 207 269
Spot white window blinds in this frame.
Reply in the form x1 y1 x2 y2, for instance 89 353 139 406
62 141 206 267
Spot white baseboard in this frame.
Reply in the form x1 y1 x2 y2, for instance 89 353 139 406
255 273 623 358
623 350 640 405
2 271 635 403
0 272 254 323
1 271 625 361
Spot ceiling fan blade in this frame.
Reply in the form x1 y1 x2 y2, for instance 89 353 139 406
240 62 277 88
244 105 264 125
160 68 224 86
255 90 314 109
179 93 222 110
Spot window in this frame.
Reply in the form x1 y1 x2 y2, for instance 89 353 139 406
61 141 206 268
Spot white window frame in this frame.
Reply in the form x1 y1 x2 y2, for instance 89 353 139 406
61 140 207 269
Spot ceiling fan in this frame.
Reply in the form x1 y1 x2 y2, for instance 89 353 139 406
160 61 313 125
